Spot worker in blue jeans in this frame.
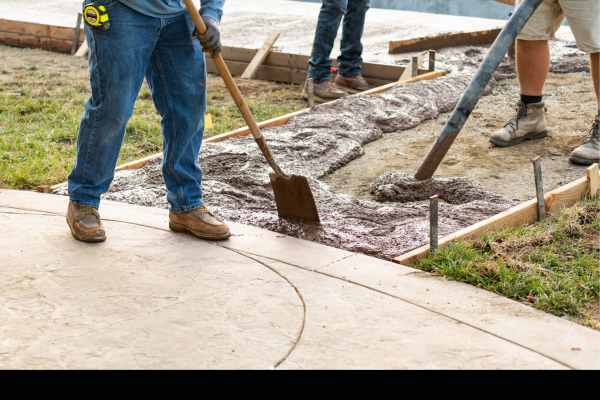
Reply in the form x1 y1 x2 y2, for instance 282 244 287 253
67 0 231 243
302 0 373 101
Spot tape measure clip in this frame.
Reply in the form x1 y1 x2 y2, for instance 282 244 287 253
84 2 110 30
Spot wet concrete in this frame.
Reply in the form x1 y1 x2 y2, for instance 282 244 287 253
54 41 589 260
57 70 515 260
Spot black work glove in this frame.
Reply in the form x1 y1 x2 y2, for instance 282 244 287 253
191 16 221 57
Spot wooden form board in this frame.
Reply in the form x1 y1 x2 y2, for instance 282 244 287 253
393 164 600 266
0 19 85 54
46 70 446 192
241 33 280 79
209 46 430 86
389 28 503 54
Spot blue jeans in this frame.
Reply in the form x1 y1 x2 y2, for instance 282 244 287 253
68 0 207 213
308 0 370 83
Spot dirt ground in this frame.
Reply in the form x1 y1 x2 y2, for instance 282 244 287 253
322 72 597 202
0 45 300 106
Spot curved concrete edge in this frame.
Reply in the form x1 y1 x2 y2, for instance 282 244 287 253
0 211 305 369
1 189 598 369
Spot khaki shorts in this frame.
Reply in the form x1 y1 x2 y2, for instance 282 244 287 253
516 0 599 53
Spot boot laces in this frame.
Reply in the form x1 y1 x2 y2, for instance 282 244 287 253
81 206 99 216
507 103 528 130
585 117 600 149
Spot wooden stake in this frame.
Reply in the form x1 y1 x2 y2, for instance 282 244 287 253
71 13 82 56
532 156 545 221
36 185 51 194
307 78 315 108
428 50 436 72
586 163 599 198
241 32 280 79
430 195 439 251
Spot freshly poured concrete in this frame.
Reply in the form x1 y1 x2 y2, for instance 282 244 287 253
1 189 598 370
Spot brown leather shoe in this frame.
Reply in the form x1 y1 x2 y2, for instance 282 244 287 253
66 202 106 242
333 74 374 94
302 80 347 102
169 206 231 240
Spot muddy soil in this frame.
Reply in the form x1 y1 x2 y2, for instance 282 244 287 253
323 72 597 202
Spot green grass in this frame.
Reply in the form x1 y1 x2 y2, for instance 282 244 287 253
416 196 600 330
0 66 304 190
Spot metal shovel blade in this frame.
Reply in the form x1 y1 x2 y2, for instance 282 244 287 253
269 173 320 221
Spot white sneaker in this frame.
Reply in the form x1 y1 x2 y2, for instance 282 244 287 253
489 100 547 147
569 116 600 165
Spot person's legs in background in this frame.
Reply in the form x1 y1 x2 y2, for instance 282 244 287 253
304 0 348 101
337 0 369 79
308 0 346 84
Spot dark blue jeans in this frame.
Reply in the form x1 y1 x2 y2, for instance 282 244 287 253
68 0 207 213
308 0 370 83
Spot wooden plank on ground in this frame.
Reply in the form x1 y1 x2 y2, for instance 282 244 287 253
393 169 598 266
494 0 515 5
74 40 89 58
219 46 411 81
0 19 85 42
398 55 424 82
389 28 503 54
241 33 280 79
0 31 78 54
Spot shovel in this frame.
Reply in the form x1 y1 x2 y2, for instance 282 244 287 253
183 1 320 221
414 0 545 181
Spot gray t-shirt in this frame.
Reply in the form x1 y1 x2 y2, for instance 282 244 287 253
119 0 224 22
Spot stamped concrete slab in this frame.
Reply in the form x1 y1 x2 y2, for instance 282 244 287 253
243 253 565 370
0 190 354 271
319 257 600 370
0 212 304 369
0 189 598 369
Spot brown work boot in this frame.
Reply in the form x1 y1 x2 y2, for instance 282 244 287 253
334 74 374 94
302 80 347 102
169 206 231 240
489 101 547 147
66 202 106 242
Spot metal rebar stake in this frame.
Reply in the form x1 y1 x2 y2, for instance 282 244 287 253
430 195 439 251
532 156 546 221
411 55 419 77
428 50 436 72
307 78 315 109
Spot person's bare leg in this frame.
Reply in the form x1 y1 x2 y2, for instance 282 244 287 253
516 39 550 95
590 52 599 107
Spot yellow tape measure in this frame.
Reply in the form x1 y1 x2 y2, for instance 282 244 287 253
84 3 110 30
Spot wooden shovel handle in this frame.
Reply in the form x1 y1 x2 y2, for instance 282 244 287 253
182 0 287 177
